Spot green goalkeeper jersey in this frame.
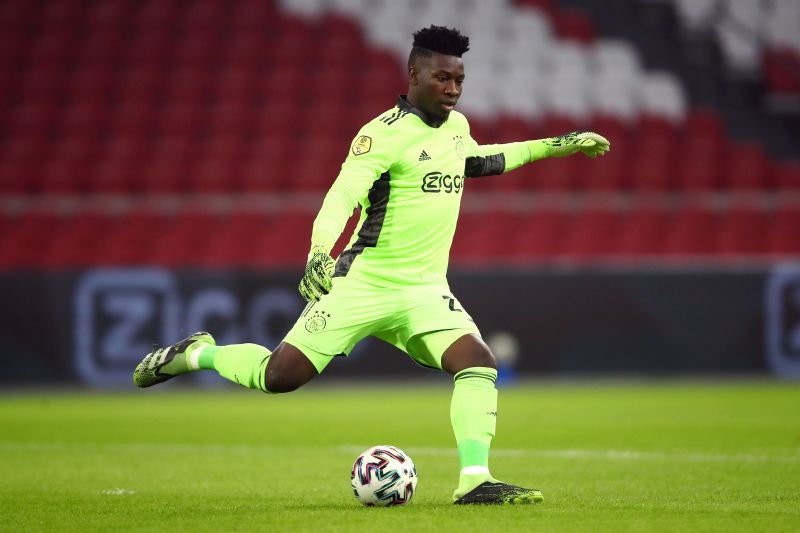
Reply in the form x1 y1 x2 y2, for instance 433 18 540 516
311 96 534 287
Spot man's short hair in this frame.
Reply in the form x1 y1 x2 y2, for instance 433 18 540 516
408 25 470 67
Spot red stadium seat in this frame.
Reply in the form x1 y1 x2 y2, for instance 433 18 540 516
255 212 315 267
684 108 726 145
0 212 66 269
89 139 146 193
195 212 276 267
773 161 800 190
613 208 670 257
115 66 162 102
638 116 679 146
527 156 580 191
163 67 212 108
716 208 767 255
510 209 569 260
553 9 595 43
560 208 619 259
58 101 107 141
763 49 800 94
98 210 171 265
625 140 674 191
676 152 720 191
663 208 718 255
451 211 521 264
46 212 120 268
149 211 222 266
11 103 57 142
109 102 155 141
156 104 206 139
723 143 771 190
590 115 631 149
766 209 800 255
17 66 66 103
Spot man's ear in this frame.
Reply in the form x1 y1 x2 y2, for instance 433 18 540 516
408 65 419 86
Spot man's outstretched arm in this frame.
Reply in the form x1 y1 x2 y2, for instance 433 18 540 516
464 131 611 178
299 128 398 302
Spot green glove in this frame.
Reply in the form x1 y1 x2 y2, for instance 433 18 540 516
298 245 335 302
538 131 611 159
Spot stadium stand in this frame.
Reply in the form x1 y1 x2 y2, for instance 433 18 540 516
0 0 797 270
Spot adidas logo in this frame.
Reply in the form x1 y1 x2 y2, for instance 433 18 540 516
419 150 431 161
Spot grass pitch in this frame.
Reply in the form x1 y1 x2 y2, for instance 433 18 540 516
1 380 799 532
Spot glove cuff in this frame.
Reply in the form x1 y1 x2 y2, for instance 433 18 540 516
308 244 329 261
525 139 554 162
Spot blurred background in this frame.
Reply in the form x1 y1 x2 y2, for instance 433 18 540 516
1 0 799 386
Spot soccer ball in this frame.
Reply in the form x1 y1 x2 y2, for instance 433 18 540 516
350 445 417 507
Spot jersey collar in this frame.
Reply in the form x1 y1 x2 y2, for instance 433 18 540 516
397 95 445 128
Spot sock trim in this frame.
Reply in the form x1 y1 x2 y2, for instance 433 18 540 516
187 345 205 370
460 465 490 475
454 367 497 384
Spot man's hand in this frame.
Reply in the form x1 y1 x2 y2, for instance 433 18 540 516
299 245 336 302
543 131 611 159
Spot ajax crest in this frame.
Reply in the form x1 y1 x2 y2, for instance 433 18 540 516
305 309 331 333
454 135 466 160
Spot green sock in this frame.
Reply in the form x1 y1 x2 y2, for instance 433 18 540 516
197 344 272 393
450 367 499 499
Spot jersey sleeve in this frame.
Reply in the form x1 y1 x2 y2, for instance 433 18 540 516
460 116 550 178
310 122 400 254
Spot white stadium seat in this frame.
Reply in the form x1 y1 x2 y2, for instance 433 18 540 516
639 72 687 122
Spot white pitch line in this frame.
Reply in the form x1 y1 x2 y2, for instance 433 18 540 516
0 441 798 465
98 488 136 495
390 446 800 465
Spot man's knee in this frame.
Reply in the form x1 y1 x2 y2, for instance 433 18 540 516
441 334 497 375
263 342 318 393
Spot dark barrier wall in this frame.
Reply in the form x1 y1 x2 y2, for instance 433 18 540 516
3 265 800 386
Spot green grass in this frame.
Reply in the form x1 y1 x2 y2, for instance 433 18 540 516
1 381 799 532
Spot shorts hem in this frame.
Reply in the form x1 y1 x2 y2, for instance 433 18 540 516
282 335 340 374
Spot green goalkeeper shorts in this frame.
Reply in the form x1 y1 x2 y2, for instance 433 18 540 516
282 276 481 373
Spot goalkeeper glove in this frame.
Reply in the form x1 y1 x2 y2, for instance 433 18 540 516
298 245 335 302
533 131 611 159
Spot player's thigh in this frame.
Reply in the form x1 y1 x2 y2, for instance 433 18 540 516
439 332 496 374
264 341 318 393
403 328 480 371
282 279 394 375
393 289 482 371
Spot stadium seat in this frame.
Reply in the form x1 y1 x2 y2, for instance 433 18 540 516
723 143 772 190
509 209 569 259
46 212 120 268
452 211 521 264
553 9 595 43
0 212 66 269
715 208 767 255
254 212 315 266
195 212 276 267
773 162 800 190
560 209 619 258
96 210 170 265
766 209 800 255
676 151 721 191
149 211 223 266
613 208 670 257
663 208 718 255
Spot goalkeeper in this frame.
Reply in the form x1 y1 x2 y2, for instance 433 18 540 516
134 25 609 505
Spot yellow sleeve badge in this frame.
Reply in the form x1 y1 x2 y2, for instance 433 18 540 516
352 135 372 156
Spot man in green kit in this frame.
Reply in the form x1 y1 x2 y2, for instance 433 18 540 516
134 25 609 504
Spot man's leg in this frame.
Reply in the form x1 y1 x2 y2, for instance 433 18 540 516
200 340 318 393
133 332 318 393
441 333 543 505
